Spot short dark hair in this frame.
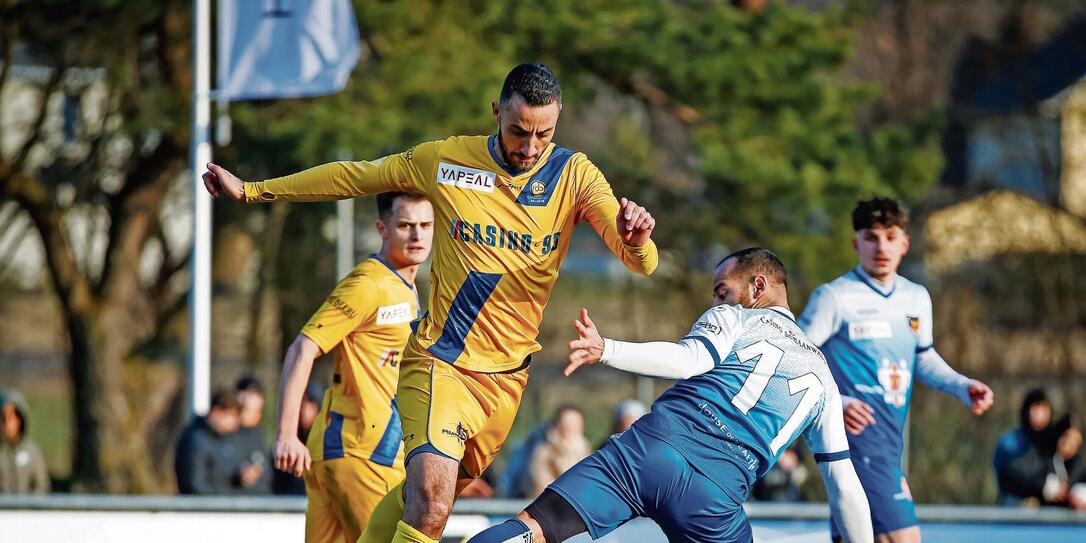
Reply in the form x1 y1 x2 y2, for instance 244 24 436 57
210 389 240 411
235 375 263 393
377 191 427 221
500 63 562 107
716 247 788 289
853 197 909 231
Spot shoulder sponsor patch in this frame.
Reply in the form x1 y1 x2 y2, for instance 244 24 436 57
376 302 414 325
693 320 722 335
848 320 893 340
436 162 495 193
329 296 358 319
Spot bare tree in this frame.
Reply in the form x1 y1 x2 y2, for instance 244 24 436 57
1 1 192 492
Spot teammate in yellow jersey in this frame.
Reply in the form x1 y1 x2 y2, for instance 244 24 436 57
204 63 659 543
272 192 434 543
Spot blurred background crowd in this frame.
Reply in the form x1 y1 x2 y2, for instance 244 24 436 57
3 381 1085 511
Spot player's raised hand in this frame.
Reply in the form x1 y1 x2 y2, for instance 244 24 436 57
273 434 312 477
967 379 994 415
565 308 604 377
616 197 655 247
202 162 246 201
842 398 876 435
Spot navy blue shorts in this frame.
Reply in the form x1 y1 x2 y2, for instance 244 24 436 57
548 426 752 543
831 452 918 537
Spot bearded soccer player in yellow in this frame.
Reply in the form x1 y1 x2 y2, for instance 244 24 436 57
203 63 659 543
272 192 434 543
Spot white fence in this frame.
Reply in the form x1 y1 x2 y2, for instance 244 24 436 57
2 495 1085 543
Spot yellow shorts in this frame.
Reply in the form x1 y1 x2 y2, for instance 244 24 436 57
303 456 405 543
398 336 531 478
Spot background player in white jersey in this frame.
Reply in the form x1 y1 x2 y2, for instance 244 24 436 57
798 197 995 543
466 248 873 543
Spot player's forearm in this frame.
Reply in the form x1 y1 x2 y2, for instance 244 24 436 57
819 459 874 543
244 161 384 203
276 334 321 440
617 238 659 275
915 348 971 404
600 338 713 379
587 205 659 275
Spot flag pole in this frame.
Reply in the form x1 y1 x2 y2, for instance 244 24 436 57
336 149 354 279
188 0 213 417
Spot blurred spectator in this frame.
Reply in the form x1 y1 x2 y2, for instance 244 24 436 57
1043 414 1086 511
595 399 648 449
0 389 50 494
271 382 322 495
528 405 592 498
232 375 270 494
175 389 244 494
994 388 1053 505
751 445 808 502
495 423 549 498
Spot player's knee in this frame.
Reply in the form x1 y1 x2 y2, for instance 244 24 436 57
403 486 452 530
523 489 587 543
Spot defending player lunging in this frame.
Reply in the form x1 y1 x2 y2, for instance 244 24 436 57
469 248 873 543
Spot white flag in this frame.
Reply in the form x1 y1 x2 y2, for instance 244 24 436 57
218 0 360 101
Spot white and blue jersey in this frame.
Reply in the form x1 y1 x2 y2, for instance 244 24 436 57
546 305 851 542
798 267 934 457
636 305 850 493
799 266 972 535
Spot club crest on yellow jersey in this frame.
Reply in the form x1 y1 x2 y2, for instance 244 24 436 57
530 180 546 196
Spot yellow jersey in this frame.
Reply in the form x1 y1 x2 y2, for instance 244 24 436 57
301 255 419 465
247 135 658 372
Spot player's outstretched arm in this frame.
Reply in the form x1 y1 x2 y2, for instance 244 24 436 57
203 142 437 203
565 308 605 376
565 308 714 379
273 334 323 477
203 162 245 200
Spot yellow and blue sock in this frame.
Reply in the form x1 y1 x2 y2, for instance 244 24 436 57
359 482 406 543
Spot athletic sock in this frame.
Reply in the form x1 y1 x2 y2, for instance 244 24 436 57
359 482 406 543
466 519 533 543
391 520 437 543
